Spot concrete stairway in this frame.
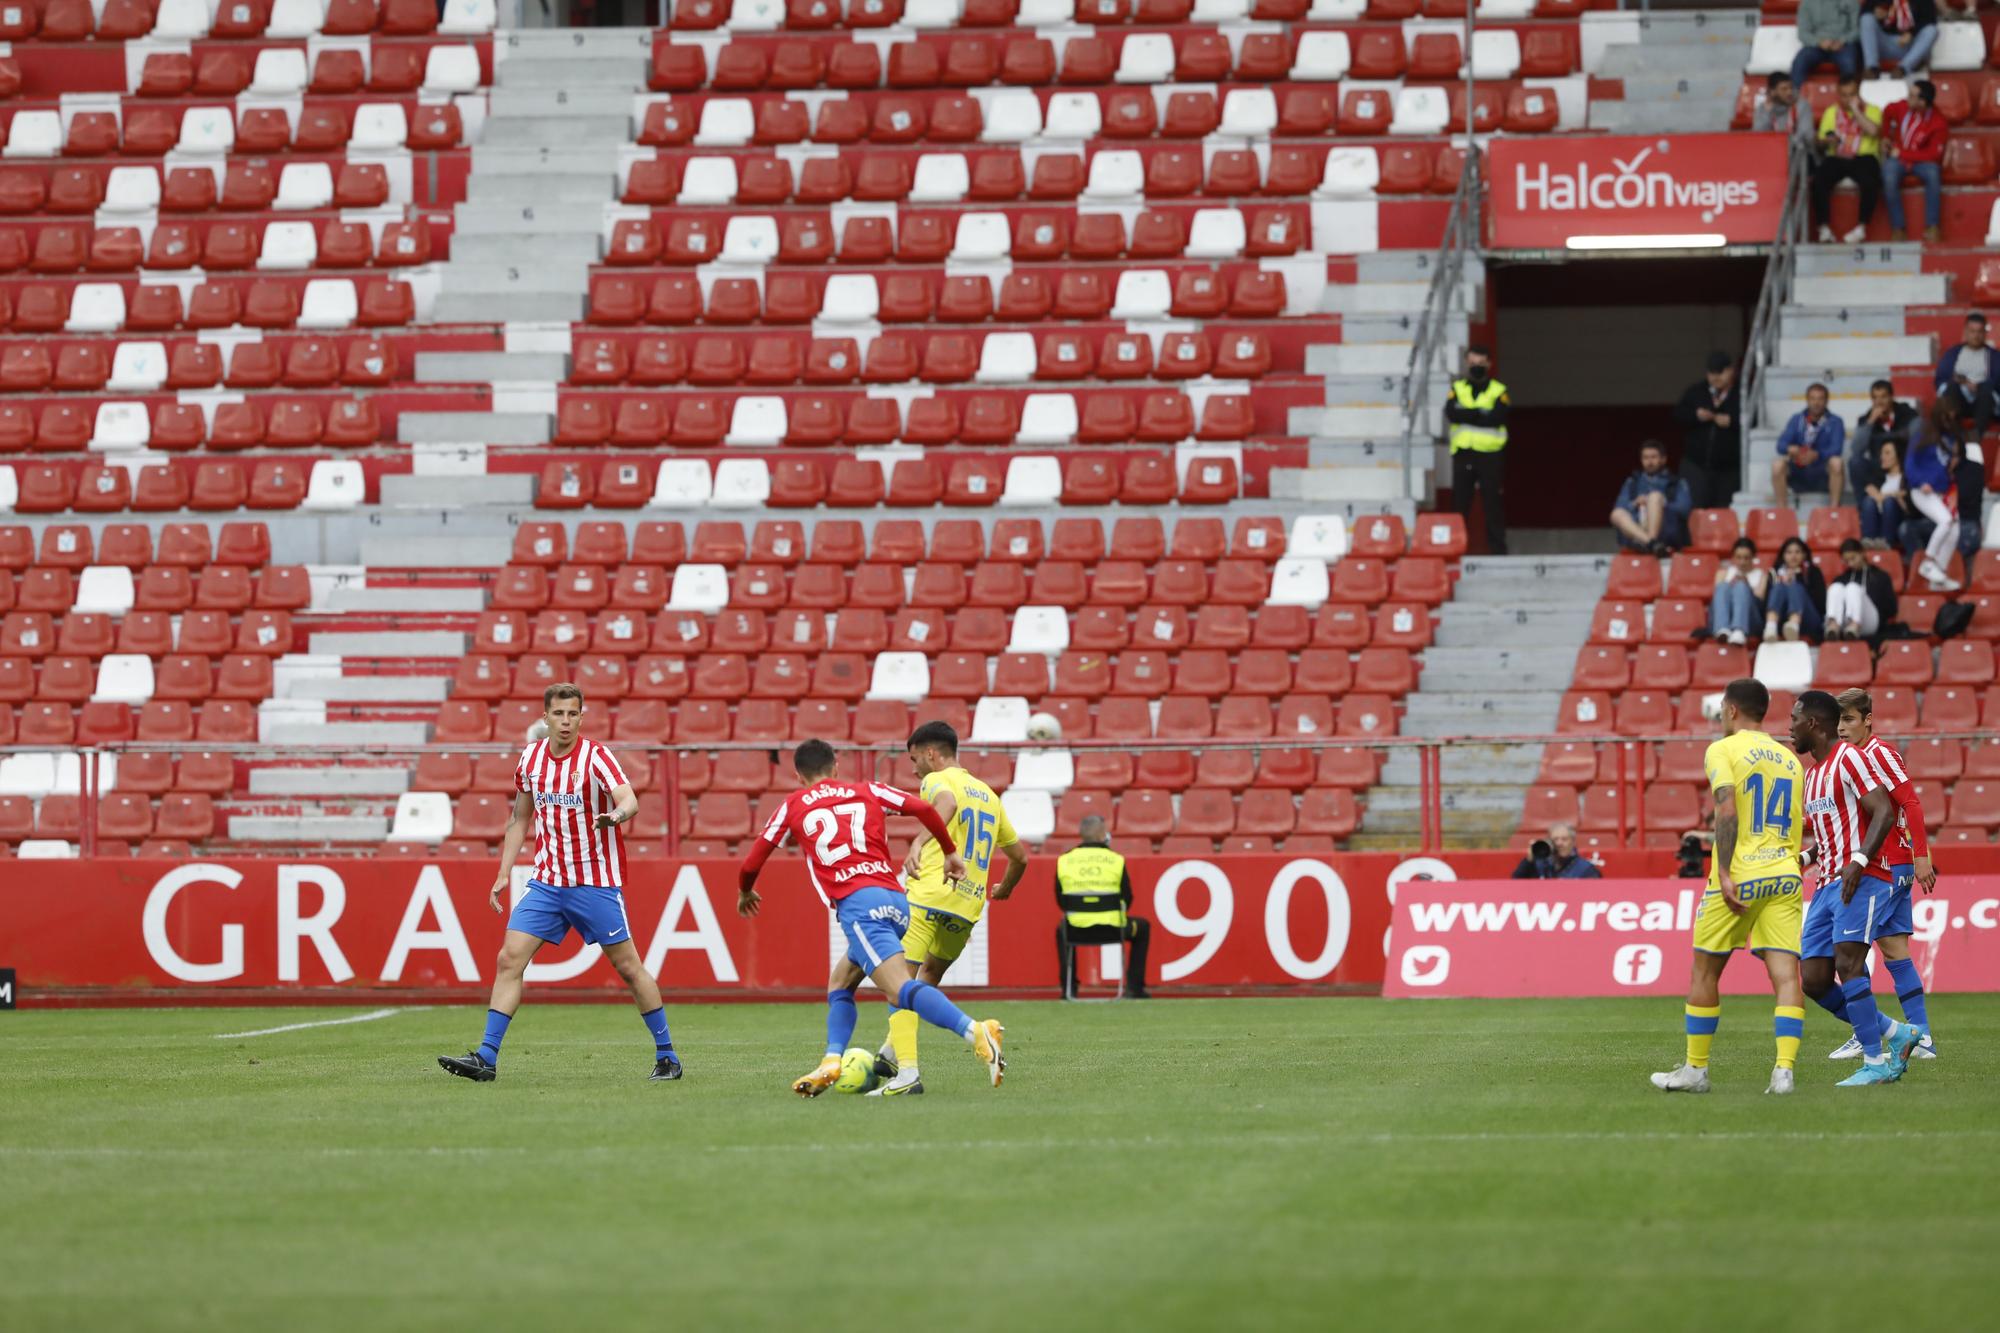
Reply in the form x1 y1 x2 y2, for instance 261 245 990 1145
1355 554 1610 847
1587 10 1760 134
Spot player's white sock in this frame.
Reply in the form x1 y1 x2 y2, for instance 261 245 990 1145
1863 1053 1888 1066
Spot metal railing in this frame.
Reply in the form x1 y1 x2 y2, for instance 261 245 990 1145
1738 142 1813 459
1398 149 1483 504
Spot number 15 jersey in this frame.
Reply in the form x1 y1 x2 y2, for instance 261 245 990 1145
909 766 1018 924
1703 729 1806 886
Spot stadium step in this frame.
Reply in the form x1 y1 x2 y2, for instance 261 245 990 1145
274 674 455 704
1587 11 1754 134
415 352 571 384
1792 246 1928 277
229 813 392 842
491 57 648 90
1380 744 1546 788
319 585 488 613
246 768 414 798
1399 692 1565 739
1790 272 1951 307
399 411 554 446
375 474 536 510
1779 306 1911 339
1417 646 1579 693
1776 334 1936 370
307 630 471 657
1359 784 1528 839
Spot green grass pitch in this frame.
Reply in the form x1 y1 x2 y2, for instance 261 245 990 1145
3 995 1996 1332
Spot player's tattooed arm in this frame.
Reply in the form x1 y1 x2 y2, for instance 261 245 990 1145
489 791 534 915
1842 784 1897 904
990 840 1028 901
594 782 639 831
1712 785 1743 913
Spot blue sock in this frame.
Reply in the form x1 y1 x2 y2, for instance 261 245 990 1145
1885 957 1929 1032
825 988 858 1058
639 1005 674 1060
477 1009 511 1067
897 979 973 1040
1810 985 1851 1022
1842 976 1885 1058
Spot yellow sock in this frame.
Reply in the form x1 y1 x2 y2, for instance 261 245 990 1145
1774 1005 1805 1070
1684 1003 1720 1068
889 1006 920 1071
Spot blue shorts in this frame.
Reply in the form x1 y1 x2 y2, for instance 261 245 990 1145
1789 460 1830 492
507 880 633 948
835 885 909 971
1801 870 1901 958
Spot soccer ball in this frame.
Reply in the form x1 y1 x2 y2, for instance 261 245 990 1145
834 1048 881 1095
1026 711 1062 742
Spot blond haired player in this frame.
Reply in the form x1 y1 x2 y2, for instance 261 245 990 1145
869 720 1029 1096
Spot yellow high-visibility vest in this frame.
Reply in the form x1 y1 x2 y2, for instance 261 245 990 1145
1056 845 1127 930
1448 378 1508 454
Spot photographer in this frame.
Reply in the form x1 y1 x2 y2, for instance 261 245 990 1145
1511 823 1601 880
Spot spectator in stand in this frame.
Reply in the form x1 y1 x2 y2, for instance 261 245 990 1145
1443 345 1511 556
1852 379 1916 547
1880 79 1947 243
1754 71 1813 148
1511 823 1601 880
1610 440 1694 556
1935 312 1997 443
1674 351 1742 510
1906 396 1965 591
1709 538 1770 646
1792 0 1862 89
1765 537 1828 642
1812 73 1883 244
1772 382 1848 506
1862 0 1939 77
1827 538 1900 639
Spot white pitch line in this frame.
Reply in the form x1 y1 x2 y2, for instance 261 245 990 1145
213 1008 401 1040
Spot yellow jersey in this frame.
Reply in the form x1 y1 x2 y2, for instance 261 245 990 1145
1702 729 1805 887
908 766 1017 922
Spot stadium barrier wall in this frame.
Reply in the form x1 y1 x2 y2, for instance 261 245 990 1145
0 850 1684 1003
1386 876 2000 998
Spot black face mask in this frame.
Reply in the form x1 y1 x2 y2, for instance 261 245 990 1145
1466 366 1490 385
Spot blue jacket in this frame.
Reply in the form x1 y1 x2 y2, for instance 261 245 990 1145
1614 468 1693 548
1935 343 1999 400
1777 409 1844 462
1908 438 1955 493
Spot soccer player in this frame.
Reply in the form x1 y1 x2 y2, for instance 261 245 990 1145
868 720 1030 1096
737 739 1008 1097
1829 688 1938 1061
1791 689 1921 1086
439 683 683 1083
1651 678 1808 1096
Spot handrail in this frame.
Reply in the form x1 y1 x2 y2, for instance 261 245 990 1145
1738 137 1813 475
1398 148 1482 505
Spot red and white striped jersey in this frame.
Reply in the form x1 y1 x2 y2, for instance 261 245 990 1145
1803 741 1891 885
1857 735 1914 864
514 737 630 888
756 780 916 905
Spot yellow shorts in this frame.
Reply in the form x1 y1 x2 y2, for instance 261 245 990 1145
1691 874 1803 956
901 904 976 967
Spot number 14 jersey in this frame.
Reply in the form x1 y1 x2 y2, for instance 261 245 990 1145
1703 728 1806 886
756 780 916 905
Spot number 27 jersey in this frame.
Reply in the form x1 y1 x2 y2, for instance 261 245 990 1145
756 780 916 905
1703 729 1805 885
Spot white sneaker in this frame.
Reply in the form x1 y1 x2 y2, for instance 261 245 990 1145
1913 1033 1937 1059
1829 1035 1864 1059
1843 225 1868 243
1726 629 1748 647
1817 225 1837 243
1765 1066 1795 1095
1650 1063 1711 1093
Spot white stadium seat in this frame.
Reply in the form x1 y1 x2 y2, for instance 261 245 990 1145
868 652 931 703
679 157 739 204
1044 93 1102 140
1308 0 1364 14
903 0 961 27
0 752 57 797
75 567 137 617
176 107 234 155
1480 0 1537 16
0 465 15 513
976 332 1037 384
1192 0 1247 18
1293 31 1352 79
3 110 60 159
1753 642 1813 693
1000 456 1063 507
652 459 712 507
1932 20 1985 70
1008 606 1071 653
257 221 319 270
983 91 1043 143
18 840 76 860
108 342 168 392
725 397 787 447
350 105 409 152
819 274 880 322
952 212 1011 262
1017 0 1068 20
299 279 359 330
94 653 154 704
389 792 454 843
1110 269 1171 319
1115 34 1175 83
1392 86 1451 136
1746 26 1801 76
1011 750 1074 795
724 0 782 26
910 153 970 202
721 215 779 263
1186 209 1246 259
1471 30 1522 79
276 162 335 211
971 697 1031 743
251 47 309 96
423 46 483 95
1319 146 1381 197
1017 393 1078 445
266 0 327 37
696 99 755 147
65 283 127 333
90 402 150 452
1000 788 1056 844
1267 558 1333 608
302 460 365 511
1219 89 1278 137
668 564 730 613
103 166 161 214
710 458 772 508
439 0 499 32
153 0 211 37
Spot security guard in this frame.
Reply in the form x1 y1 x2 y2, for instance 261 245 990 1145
1444 344 1510 555
1055 816 1151 999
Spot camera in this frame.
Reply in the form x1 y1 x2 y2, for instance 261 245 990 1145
1529 839 1553 862
1677 834 1706 879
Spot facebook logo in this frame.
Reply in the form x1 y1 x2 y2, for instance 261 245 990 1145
1613 945 1662 987
1400 946 1451 987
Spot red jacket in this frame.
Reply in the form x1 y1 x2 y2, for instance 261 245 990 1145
1882 101 1947 165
